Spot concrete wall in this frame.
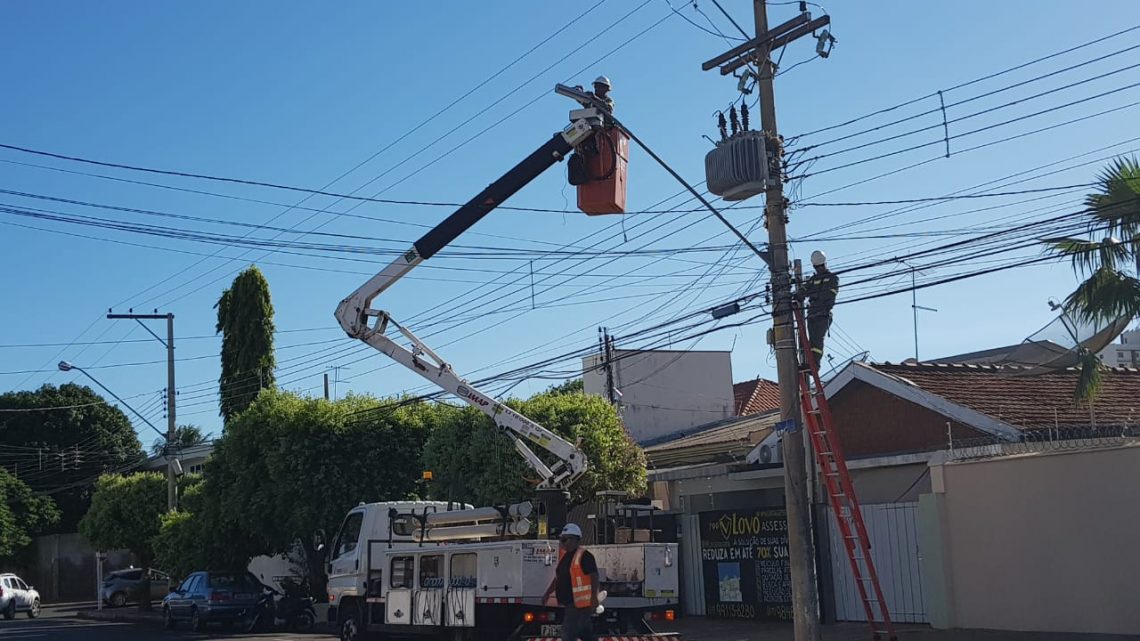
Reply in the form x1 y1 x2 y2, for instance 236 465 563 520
583 350 734 444
27 534 133 602
923 444 1140 635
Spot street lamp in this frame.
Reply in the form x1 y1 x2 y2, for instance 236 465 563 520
57 361 181 507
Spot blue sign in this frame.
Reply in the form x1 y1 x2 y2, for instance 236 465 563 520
775 418 800 434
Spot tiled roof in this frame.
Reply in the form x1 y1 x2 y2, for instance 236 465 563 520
869 362 1140 430
644 410 779 468
733 378 780 416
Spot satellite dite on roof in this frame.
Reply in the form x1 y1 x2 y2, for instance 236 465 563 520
1002 309 1133 374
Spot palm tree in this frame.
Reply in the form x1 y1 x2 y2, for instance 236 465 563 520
151 424 209 456
1046 156 1140 400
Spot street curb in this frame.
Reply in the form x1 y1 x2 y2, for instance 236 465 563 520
74 609 163 625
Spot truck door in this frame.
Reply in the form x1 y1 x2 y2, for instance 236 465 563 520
413 555 443 626
385 555 414 626
328 510 365 596
446 553 477 628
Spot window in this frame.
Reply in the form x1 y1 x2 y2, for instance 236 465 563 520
419 555 444 589
390 556 414 589
178 575 197 593
334 512 364 559
449 553 477 589
208 573 260 591
0 578 10 589
14 578 28 590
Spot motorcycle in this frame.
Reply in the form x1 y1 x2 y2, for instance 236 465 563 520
244 583 317 632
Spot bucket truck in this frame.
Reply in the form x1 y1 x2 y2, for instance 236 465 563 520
327 85 680 641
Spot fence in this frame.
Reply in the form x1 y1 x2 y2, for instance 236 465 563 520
945 425 1139 461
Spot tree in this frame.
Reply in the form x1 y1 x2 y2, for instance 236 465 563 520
196 390 430 597
0 468 60 566
423 389 646 508
79 472 166 610
216 265 276 422
547 379 584 395
150 424 208 456
1047 156 1140 400
0 384 143 531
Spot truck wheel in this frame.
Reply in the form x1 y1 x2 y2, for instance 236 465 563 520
110 592 127 608
163 606 175 629
340 599 367 641
190 607 205 632
27 600 40 619
3 600 15 620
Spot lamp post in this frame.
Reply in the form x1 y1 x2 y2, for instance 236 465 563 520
57 361 180 508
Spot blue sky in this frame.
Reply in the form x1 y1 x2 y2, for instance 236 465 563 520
2 1 1139 441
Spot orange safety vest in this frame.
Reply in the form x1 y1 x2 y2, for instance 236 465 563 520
557 548 594 609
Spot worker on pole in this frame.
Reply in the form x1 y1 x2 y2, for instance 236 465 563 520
801 250 839 365
592 75 614 112
542 523 600 641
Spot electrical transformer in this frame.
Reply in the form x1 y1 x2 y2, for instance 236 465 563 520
705 130 771 201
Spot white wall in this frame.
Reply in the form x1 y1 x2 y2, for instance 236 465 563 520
1098 328 1140 367
582 350 734 444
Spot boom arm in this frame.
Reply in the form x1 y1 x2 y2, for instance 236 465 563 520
335 99 603 490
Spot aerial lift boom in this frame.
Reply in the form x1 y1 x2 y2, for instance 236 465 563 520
335 86 608 493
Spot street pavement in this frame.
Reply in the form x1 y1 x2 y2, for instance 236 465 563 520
0 602 330 641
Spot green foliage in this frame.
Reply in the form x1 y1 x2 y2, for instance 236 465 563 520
216 265 276 422
151 424 208 456
172 390 430 595
546 379 584 395
79 472 166 564
423 390 646 507
1045 156 1140 401
0 468 60 564
0 383 143 531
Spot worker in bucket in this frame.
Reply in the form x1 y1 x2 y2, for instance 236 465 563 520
592 75 614 112
801 250 840 365
542 523 600 641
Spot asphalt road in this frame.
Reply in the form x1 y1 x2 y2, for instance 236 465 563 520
0 605 332 641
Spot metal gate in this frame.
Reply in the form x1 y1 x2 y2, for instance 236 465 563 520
825 502 927 623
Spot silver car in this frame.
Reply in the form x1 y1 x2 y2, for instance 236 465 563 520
101 567 172 607
0 574 40 620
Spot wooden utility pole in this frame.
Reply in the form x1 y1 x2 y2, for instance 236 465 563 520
702 3 830 639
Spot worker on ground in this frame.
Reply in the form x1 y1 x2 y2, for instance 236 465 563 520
801 250 839 365
542 523 600 641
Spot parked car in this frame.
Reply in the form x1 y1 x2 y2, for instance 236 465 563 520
101 567 172 607
0 573 40 620
161 571 265 631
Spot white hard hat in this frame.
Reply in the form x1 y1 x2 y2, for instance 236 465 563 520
811 250 827 266
593 75 611 88
560 523 583 538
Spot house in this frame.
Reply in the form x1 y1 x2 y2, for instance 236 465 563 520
141 441 214 475
732 377 779 416
644 358 1140 632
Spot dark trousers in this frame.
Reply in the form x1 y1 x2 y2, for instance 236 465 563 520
562 605 596 641
806 313 832 363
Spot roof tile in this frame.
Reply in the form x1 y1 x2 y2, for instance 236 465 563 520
733 378 780 416
870 362 1140 430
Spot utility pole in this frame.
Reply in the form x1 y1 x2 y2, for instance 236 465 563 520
109 310 177 510
702 4 830 639
755 4 821 638
324 372 331 401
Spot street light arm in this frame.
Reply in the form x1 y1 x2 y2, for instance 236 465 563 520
58 362 167 441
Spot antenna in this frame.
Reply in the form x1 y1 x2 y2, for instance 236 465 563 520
900 260 937 361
